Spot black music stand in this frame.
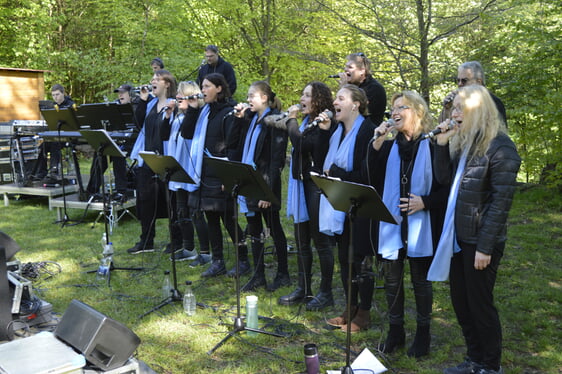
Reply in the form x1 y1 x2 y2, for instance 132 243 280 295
76 103 128 131
137 152 194 319
311 173 397 374
41 107 84 227
80 130 143 286
204 156 284 355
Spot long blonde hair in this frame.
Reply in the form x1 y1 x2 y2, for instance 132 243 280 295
177 81 203 112
449 85 506 158
391 90 432 138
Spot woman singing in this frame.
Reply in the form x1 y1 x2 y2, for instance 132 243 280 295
320 84 376 332
431 85 520 374
368 91 447 357
277 81 336 310
231 81 289 292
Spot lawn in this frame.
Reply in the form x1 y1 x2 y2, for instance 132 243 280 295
0 182 560 374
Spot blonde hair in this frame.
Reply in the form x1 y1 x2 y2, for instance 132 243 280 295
390 90 432 137
449 85 506 158
178 81 203 111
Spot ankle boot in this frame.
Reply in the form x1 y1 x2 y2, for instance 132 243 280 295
379 324 405 353
307 248 334 311
341 307 370 333
306 290 334 311
327 305 357 327
407 325 430 358
279 251 312 305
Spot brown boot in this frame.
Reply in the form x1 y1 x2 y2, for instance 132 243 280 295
326 305 357 327
341 307 370 333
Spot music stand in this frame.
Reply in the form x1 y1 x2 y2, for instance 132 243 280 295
311 173 397 374
79 130 143 286
76 103 128 131
41 107 83 227
204 156 284 355
137 152 194 319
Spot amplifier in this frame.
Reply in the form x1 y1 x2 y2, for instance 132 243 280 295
11 120 47 134
0 159 13 184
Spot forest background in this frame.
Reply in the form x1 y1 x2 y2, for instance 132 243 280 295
0 0 560 187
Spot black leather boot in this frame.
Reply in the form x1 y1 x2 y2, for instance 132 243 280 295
379 324 405 353
407 324 430 358
278 251 312 305
305 245 334 310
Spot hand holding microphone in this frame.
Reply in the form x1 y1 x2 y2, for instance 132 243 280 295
277 104 302 121
370 119 396 145
225 103 249 117
308 110 333 130
425 119 458 145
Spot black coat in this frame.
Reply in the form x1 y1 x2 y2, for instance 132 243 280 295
433 133 520 254
180 101 236 211
231 110 288 211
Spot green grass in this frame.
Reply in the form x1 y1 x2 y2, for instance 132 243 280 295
0 182 560 374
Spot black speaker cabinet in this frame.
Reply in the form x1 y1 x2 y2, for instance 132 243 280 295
54 299 140 371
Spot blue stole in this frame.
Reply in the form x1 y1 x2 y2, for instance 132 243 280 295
378 139 433 260
186 104 211 192
166 113 192 191
319 115 364 235
286 116 310 223
427 150 468 281
130 98 159 167
239 108 270 214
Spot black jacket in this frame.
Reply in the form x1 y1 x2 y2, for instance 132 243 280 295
180 101 236 211
433 133 521 254
359 76 387 125
231 110 288 211
197 57 237 96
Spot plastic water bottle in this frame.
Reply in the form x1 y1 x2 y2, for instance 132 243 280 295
246 295 258 336
162 270 172 299
183 281 196 316
100 232 107 250
96 256 111 285
103 241 114 256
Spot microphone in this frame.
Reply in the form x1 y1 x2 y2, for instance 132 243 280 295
276 104 302 121
306 110 333 129
179 93 203 100
225 103 249 117
328 74 340 78
370 119 396 143
423 120 457 139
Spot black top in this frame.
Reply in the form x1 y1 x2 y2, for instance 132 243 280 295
359 76 387 125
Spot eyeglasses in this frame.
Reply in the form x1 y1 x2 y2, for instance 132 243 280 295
390 105 409 113
451 106 462 113
457 78 469 85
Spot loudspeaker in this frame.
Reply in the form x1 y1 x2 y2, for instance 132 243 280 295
54 299 141 371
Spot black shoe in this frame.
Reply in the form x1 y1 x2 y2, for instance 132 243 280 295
201 259 226 278
278 287 309 306
189 254 211 267
267 272 290 292
163 243 181 254
474 367 503 374
379 324 406 354
306 290 334 311
407 325 431 358
226 260 251 277
127 242 154 255
443 358 483 374
111 192 127 204
241 274 267 292
171 249 198 262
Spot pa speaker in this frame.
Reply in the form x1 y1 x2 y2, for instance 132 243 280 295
54 299 140 371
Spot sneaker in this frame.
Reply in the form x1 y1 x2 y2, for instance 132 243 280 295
171 249 198 262
443 358 482 374
189 254 211 267
226 260 251 278
163 243 181 254
267 272 291 292
127 242 154 255
241 274 267 292
201 259 226 278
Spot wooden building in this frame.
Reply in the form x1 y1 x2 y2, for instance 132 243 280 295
0 67 48 122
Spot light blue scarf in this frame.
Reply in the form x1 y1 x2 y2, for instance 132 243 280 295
286 116 310 224
186 104 210 192
378 139 433 260
319 115 364 236
130 98 159 167
166 113 192 191
427 149 468 281
239 108 269 213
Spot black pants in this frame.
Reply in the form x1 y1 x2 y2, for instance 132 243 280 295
175 189 209 252
135 165 165 245
381 254 433 326
450 242 503 371
204 206 246 262
246 209 288 275
336 219 374 310
87 154 128 194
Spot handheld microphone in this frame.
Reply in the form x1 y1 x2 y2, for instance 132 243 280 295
276 104 302 121
370 119 396 143
328 74 340 78
306 110 333 129
178 93 204 100
225 103 249 117
423 120 457 139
